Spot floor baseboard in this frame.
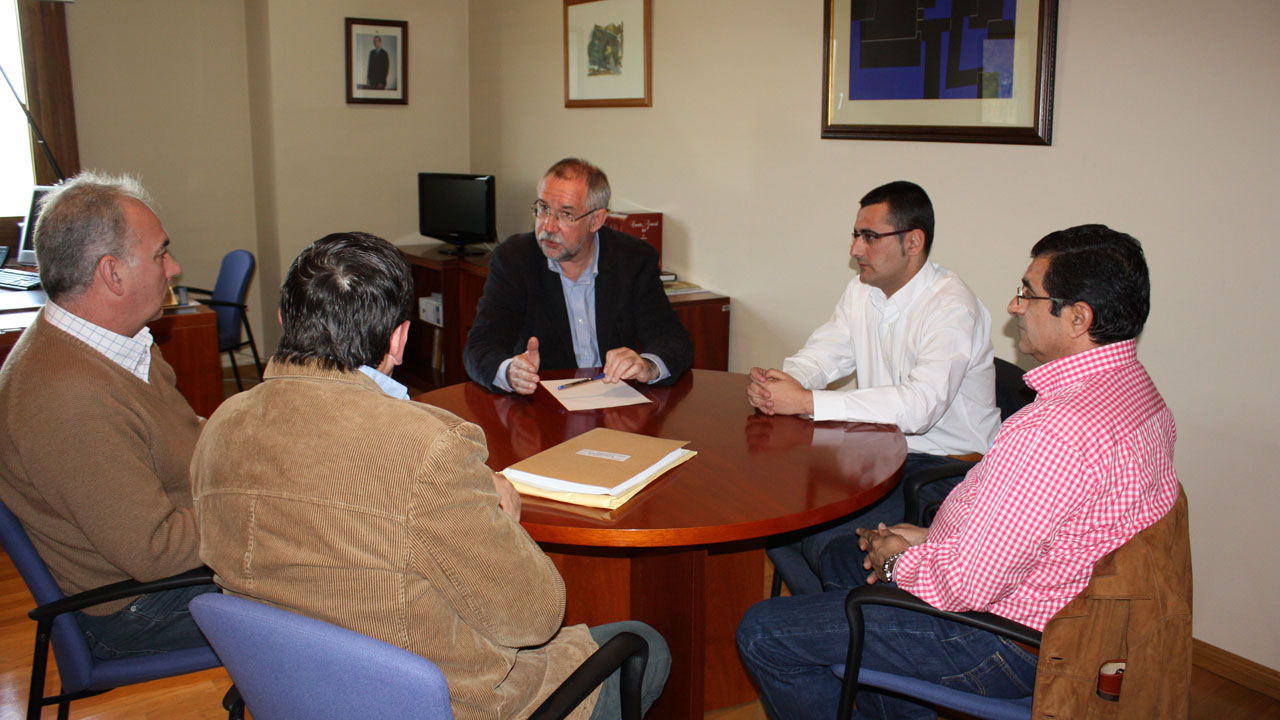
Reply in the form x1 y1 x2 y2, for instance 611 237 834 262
1195 638 1280 701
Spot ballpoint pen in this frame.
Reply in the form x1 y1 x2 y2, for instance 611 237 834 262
558 373 606 390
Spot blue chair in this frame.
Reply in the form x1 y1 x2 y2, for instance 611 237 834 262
0 499 241 720
190 592 650 720
179 249 262 391
835 584 1040 720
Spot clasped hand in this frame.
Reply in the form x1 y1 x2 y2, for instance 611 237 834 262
855 522 926 584
746 367 814 416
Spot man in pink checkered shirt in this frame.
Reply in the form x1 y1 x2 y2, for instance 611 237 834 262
737 225 1181 720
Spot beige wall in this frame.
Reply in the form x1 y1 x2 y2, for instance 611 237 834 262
66 0 471 350
470 0 1280 669
61 0 1280 670
65 1 258 321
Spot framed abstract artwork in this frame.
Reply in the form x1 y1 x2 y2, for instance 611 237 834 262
346 17 408 105
822 0 1057 144
563 0 652 108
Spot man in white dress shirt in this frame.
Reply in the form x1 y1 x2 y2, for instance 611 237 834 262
748 180 1000 594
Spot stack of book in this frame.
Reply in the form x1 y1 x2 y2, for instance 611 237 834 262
502 428 695 509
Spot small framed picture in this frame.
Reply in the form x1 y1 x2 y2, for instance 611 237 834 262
346 17 408 105
563 0 652 108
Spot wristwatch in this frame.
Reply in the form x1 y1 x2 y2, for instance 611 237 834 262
882 551 906 583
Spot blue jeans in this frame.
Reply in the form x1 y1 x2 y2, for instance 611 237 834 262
75 583 218 660
767 452 961 595
587 621 671 719
736 589 1038 720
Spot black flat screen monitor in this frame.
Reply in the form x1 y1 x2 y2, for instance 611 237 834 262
418 172 495 256
18 186 54 266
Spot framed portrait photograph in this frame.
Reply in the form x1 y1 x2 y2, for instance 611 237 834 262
822 0 1057 144
563 0 652 108
346 17 408 105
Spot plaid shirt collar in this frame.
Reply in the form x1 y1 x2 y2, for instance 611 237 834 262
1023 339 1139 397
43 301 154 383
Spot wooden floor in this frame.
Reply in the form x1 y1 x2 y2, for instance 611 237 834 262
4 548 1277 720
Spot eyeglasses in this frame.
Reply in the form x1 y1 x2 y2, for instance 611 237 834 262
851 228 911 245
1013 286 1066 305
531 201 601 225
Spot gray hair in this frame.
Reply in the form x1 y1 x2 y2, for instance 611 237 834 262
543 158 611 213
34 171 155 302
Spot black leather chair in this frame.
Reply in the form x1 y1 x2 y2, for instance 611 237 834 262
769 358 1034 596
900 357 1034 526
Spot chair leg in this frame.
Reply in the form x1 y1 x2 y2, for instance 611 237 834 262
228 350 244 392
28 623 50 720
770 571 784 598
57 700 70 720
222 685 245 720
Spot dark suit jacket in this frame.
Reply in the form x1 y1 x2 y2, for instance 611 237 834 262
464 228 693 392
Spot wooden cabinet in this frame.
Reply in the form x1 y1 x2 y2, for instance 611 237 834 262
397 244 731 390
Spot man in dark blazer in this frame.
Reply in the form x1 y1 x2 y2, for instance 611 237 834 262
464 158 692 394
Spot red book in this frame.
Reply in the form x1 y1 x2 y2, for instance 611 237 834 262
604 211 663 261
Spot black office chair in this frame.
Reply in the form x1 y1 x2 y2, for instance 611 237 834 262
900 357 1035 526
190 592 649 720
179 249 263 391
0 499 243 720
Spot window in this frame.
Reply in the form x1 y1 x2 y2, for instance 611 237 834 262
2 0 34 216
1 0 77 249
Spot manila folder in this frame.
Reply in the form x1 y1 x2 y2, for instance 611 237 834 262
502 428 691 497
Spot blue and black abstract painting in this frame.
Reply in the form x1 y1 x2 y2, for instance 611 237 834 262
849 0 1016 100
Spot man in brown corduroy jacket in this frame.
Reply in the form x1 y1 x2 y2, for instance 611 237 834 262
192 232 668 720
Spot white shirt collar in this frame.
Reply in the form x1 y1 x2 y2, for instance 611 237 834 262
43 301 154 383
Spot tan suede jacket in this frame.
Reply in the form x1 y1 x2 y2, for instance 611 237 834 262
191 361 598 719
1032 486 1192 718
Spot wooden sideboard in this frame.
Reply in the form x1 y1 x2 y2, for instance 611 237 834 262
0 296 223 418
397 243 731 390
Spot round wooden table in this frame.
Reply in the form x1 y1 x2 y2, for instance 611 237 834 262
417 369 905 718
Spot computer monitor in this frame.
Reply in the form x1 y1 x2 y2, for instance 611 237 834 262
17 186 54 266
417 173 495 257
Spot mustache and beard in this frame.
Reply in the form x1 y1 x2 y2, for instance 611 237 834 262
537 229 583 263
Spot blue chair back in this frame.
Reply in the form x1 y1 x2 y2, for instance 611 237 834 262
0 498 98 690
210 250 256 350
0 499 222 698
190 593 454 720
834 664 1032 720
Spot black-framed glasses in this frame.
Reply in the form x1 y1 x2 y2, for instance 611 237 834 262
851 228 911 245
1014 286 1066 305
531 201 601 225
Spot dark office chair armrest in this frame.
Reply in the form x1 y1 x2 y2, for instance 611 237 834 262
901 461 977 526
838 585 1041 719
29 566 216 622
529 631 649 720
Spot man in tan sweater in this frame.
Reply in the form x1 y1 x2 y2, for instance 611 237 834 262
0 172 212 659
192 232 668 719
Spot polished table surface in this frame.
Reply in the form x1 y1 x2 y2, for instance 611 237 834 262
416 369 906 717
